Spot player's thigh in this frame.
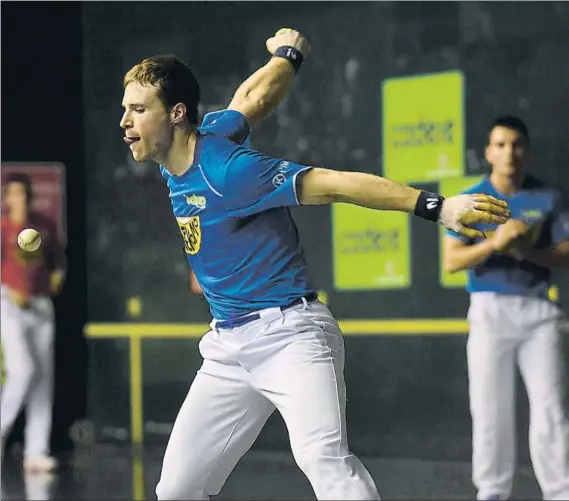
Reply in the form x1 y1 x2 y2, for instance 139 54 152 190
518 312 566 407
251 304 349 455
467 294 517 407
157 358 274 494
26 296 55 372
0 291 34 377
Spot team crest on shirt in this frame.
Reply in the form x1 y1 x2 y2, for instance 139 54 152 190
176 216 202 255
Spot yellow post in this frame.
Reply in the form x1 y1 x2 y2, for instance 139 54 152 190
132 446 146 500
129 336 144 445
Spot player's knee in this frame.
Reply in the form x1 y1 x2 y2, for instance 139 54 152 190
291 442 343 477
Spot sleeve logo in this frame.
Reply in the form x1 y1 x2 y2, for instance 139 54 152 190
272 161 290 187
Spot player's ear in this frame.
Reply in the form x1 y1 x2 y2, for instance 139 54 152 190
170 103 187 126
484 145 492 165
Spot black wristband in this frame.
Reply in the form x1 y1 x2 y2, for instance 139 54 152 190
414 191 445 222
273 45 304 73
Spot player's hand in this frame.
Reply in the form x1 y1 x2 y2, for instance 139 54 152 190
7 289 30 309
440 194 510 239
49 269 66 296
266 28 310 59
491 219 531 253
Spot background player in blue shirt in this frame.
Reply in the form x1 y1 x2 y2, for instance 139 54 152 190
444 116 569 501
120 29 510 500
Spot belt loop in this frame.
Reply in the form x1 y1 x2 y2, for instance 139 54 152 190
209 318 218 332
301 296 308 310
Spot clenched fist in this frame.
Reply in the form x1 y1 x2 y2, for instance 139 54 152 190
490 219 531 253
266 28 310 59
440 194 511 239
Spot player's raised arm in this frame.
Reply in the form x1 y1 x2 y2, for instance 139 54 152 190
228 28 310 128
298 168 511 239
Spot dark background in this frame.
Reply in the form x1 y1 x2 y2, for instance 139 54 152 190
2 1 568 462
2 2 86 451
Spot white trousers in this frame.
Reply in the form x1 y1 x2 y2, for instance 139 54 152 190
467 292 569 500
0 286 55 457
155 300 380 500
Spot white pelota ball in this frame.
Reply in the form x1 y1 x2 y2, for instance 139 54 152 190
17 228 42 252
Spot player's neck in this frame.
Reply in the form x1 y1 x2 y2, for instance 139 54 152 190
162 127 198 177
489 171 525 196
9 207 27 225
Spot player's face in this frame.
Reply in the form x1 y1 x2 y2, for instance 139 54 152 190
3 182 28 213
485 126 527 177
120 82 172 162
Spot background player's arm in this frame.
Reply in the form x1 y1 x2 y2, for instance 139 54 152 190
49 249 66 295
228 29 309 128
516 240 569 268
46 221 67 295
443 218 531 273
512 196 569 268
443 237 496 274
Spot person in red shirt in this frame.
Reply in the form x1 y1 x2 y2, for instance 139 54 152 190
1 173 65 473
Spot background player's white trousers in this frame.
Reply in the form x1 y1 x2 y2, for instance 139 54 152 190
155 300 380 500
0 286 55 457
467 292 569 500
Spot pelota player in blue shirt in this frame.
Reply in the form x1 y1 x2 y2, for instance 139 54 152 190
120 29 510 500
444 116 569 501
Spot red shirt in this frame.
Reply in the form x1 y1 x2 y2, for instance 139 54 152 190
1 213 62 296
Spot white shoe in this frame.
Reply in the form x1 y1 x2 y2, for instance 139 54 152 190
23 455 58 473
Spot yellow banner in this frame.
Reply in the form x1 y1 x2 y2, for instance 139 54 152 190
332 204 410 290
439 176 484 288
383 71 464 183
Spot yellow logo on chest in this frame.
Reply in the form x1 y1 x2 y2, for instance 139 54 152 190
521 209 542 220
184 194 206 209
176 216 202 255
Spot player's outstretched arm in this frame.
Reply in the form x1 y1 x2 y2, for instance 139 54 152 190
298 168 510 239
228 28 310 128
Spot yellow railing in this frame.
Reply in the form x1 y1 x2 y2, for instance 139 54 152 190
83 318 469 448
84 313 569 500
84 319 469 500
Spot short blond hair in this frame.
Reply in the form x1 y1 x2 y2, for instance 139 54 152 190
124 55 200 125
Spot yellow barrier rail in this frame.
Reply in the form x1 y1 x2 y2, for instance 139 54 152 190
84 318 469 338
84 313 569 500
83 319 469 445
84 318 468 501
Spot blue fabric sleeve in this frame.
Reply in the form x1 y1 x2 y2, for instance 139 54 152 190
220 148 313 217
200 109 250 145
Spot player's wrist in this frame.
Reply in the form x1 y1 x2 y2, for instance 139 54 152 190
413 190 444 222
482 237 499 252
272 46 304 73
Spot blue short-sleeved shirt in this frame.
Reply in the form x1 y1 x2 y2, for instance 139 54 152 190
160 109 315 319
446 175 569 298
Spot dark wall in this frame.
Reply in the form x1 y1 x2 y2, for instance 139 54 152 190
79 2 569 461
1 2 87 450
82 1 569 324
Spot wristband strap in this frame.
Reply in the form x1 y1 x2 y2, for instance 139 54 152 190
273 45 304 73
414 191 445 222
